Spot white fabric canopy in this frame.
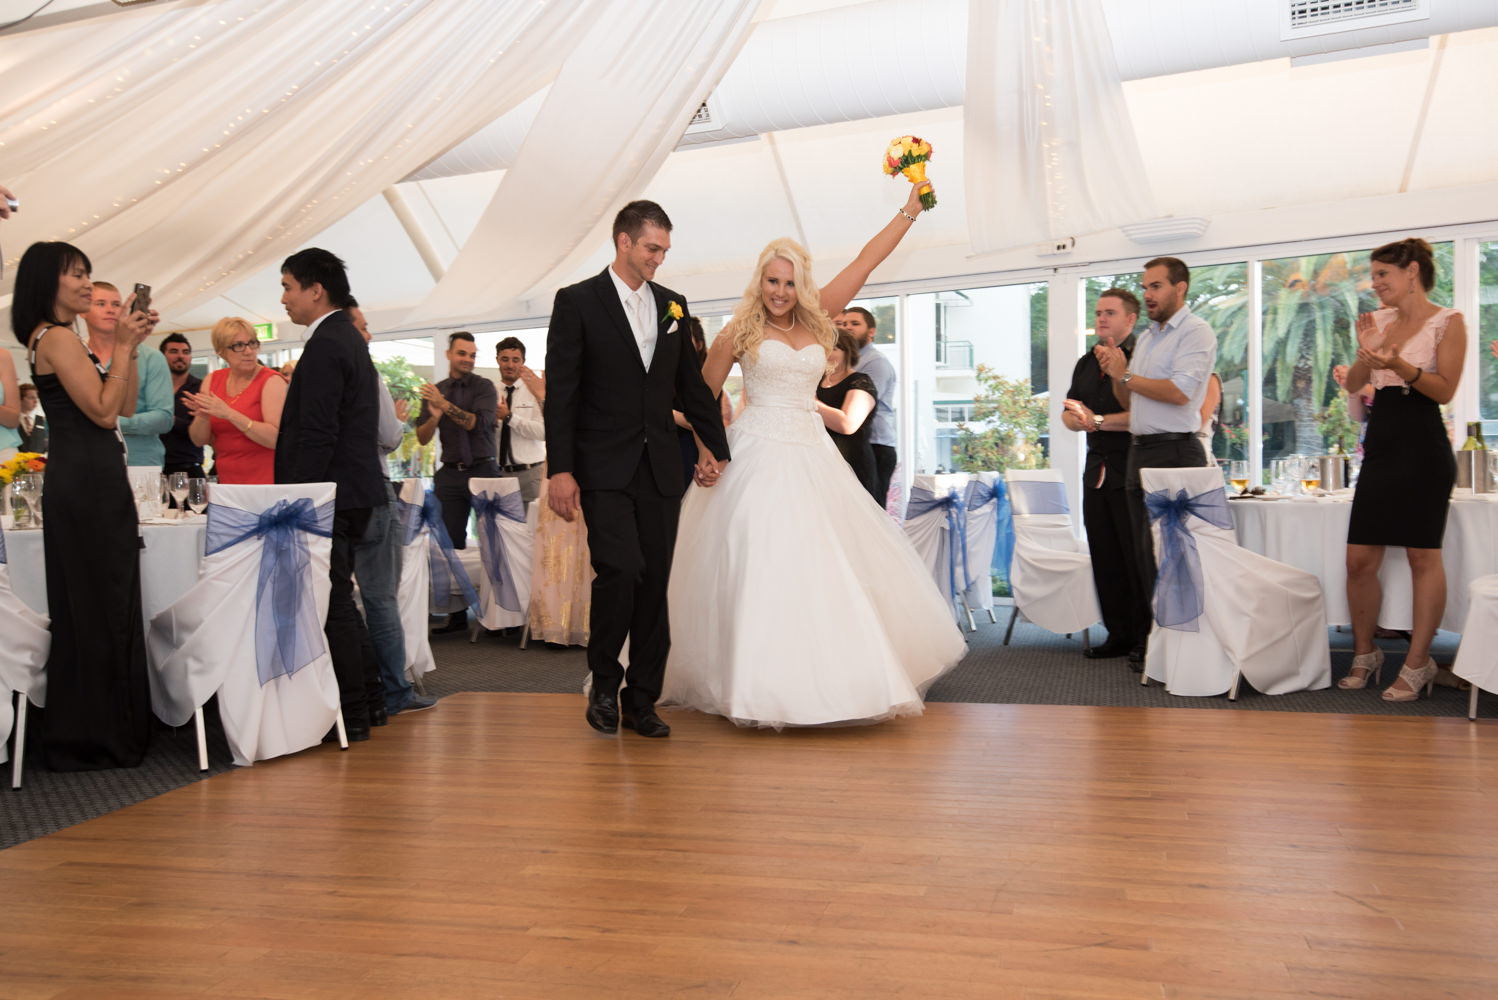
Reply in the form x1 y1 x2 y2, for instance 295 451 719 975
406 0 762 324
0 0 591 318
964 0 1156 252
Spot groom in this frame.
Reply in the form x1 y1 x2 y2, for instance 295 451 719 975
545 201 731 738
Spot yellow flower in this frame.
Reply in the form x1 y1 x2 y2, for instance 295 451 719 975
666 301 684 321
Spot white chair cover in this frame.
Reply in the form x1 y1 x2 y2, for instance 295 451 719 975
468 477 534 631
395 479 437 683
961 472 1001 613
1453 574 1498 716
902 473 975 618
146 482 340 766
0 534 50 767
1004 469 1100 635
1141 467 1330 697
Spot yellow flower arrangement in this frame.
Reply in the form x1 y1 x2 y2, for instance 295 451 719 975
666 301 684 322
0 452 45 486
882 134 936 210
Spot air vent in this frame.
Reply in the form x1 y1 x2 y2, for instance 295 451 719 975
1282 0 1428 40
684 99 720 135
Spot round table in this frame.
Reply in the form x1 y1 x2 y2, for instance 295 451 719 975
1230 490 1498 632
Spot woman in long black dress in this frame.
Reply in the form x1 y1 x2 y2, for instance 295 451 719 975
1340 238 1467 702
816 328 879 500
11 242 156 770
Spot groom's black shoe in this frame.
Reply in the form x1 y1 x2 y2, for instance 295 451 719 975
621 707 670 739
1083 639 1131 660
586 688 619 734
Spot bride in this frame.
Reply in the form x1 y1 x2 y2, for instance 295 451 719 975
660 182 967 728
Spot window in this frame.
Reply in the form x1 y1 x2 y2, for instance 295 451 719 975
1477 241 1498 423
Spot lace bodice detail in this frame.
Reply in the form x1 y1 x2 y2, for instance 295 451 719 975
1366 307 1457 391
731 340 828 445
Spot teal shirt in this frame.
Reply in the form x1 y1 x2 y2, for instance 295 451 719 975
0 381 19 453
115 348 174 467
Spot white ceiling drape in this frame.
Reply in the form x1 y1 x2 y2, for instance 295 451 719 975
963 0 1156 253
0 0 596 318
404 0 764 326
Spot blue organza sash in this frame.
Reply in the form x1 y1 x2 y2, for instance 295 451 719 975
1144 485 1233 631
1007 478 1069 516
399 488 479 611
908 485 969 599
205 496 335 686
472 489 526 613
964 477 1010 592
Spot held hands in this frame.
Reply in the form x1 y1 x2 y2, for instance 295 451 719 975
547 472 580 523
694 450 728 488
1094 343 1127 380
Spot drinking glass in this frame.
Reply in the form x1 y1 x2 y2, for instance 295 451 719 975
168 471 189 514
10 475 36 528
186 478 208 512
1300 465 1322 495
24 473 43 527
1229 460 1249 494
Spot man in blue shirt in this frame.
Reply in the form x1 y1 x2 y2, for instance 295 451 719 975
839 307 897 506
1097 257 1216 666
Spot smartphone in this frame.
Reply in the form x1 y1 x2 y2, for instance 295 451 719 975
132 282 152 316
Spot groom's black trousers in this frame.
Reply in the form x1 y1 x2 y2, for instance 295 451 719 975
579 459 681 713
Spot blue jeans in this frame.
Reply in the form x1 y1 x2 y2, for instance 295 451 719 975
354 488 412 712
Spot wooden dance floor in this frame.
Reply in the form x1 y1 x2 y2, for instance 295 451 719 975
3 694 1496 999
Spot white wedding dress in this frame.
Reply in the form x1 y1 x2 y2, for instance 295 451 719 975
661 339 967 728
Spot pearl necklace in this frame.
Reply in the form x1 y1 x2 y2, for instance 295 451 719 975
765 316 794 332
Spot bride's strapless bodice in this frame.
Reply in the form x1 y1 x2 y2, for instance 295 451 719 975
732 340 827 445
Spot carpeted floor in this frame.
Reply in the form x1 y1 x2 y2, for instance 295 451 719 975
1 617 1478 850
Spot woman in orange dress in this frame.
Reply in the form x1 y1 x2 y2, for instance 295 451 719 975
185 317 285 484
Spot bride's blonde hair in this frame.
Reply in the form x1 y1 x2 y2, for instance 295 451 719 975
721 238 837 362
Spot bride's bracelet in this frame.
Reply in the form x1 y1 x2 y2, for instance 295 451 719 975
899 208 918 223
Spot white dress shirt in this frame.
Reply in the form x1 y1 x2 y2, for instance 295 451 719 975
494 376 546 465
608 264 658 370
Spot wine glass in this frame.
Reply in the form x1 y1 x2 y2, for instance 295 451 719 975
186 478 208 513
168 471 189 514
1229 460 1249 494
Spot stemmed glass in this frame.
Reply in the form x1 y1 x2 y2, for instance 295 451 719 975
186 478 208 513
168 471 189 515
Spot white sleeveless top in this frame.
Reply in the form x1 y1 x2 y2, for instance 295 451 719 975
1365 307 1457 391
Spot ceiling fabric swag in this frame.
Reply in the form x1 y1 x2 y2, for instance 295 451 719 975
963 0 1156 253
0 0 592 319
404 0 764 328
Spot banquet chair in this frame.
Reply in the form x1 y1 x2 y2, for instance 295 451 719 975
0 527 51 789
145 482 346 767
903 472 982 630
1002 469 1099 647
960 472 1005 624
467 477 535 640
394 479 437 689
1139 467 1330 698
1452 574 1498 721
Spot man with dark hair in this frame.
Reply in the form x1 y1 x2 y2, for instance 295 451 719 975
1062 288 1145 661
85 280 172 469
546 199 730 739
159 332 205 480
18 382 46 454
1096 257 1216 667
836 306 897 505
416 333 498 625
274 248 387 740
493 336 545 504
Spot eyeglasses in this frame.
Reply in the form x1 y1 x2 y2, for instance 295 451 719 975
227 341 258 354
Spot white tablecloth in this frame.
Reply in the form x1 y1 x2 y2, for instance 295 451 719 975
1230 491 1498 632
7 521 207 621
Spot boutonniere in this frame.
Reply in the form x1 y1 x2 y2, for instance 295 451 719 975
663 300 683 334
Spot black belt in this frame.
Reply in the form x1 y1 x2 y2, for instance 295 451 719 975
1132 432 1196 445
443 459 494 471
498 461 538 473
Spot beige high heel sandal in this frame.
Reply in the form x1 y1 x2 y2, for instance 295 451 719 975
1382 656 1438 702
1338 648 1383 690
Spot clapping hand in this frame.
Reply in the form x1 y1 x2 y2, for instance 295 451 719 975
1063 398 1097 430
418 383 444 411
393 397 411 423
494 397 510 423
1356 345 1398 371
1094 343 1127 380
1331 364 1349 389
1355 312 1378 346
183 390 234 421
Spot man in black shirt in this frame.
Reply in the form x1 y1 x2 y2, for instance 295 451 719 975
1062 288 1147 664
159 333 206 480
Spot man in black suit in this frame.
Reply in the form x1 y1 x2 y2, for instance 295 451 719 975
545 201 730 739
274 248 387 741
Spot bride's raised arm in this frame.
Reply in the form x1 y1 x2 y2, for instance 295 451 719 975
818 182 929 319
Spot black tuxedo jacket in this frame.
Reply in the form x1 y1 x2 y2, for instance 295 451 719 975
273 309 386 510
545 268 730 495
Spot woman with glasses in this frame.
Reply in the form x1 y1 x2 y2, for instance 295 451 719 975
185 316 285 484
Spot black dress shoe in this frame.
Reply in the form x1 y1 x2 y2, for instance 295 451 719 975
1128 645 1146 672
370 706 389 727
586 688 619 734
621 708 670 739
1083 640 1131 660
431 611 468 635
324 724 370 744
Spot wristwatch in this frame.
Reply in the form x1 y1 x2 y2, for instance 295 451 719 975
1121 370 1134 384
1092 413 1104 430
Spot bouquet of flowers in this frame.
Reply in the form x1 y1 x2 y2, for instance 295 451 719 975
0 452 44 485
883 135 936 210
